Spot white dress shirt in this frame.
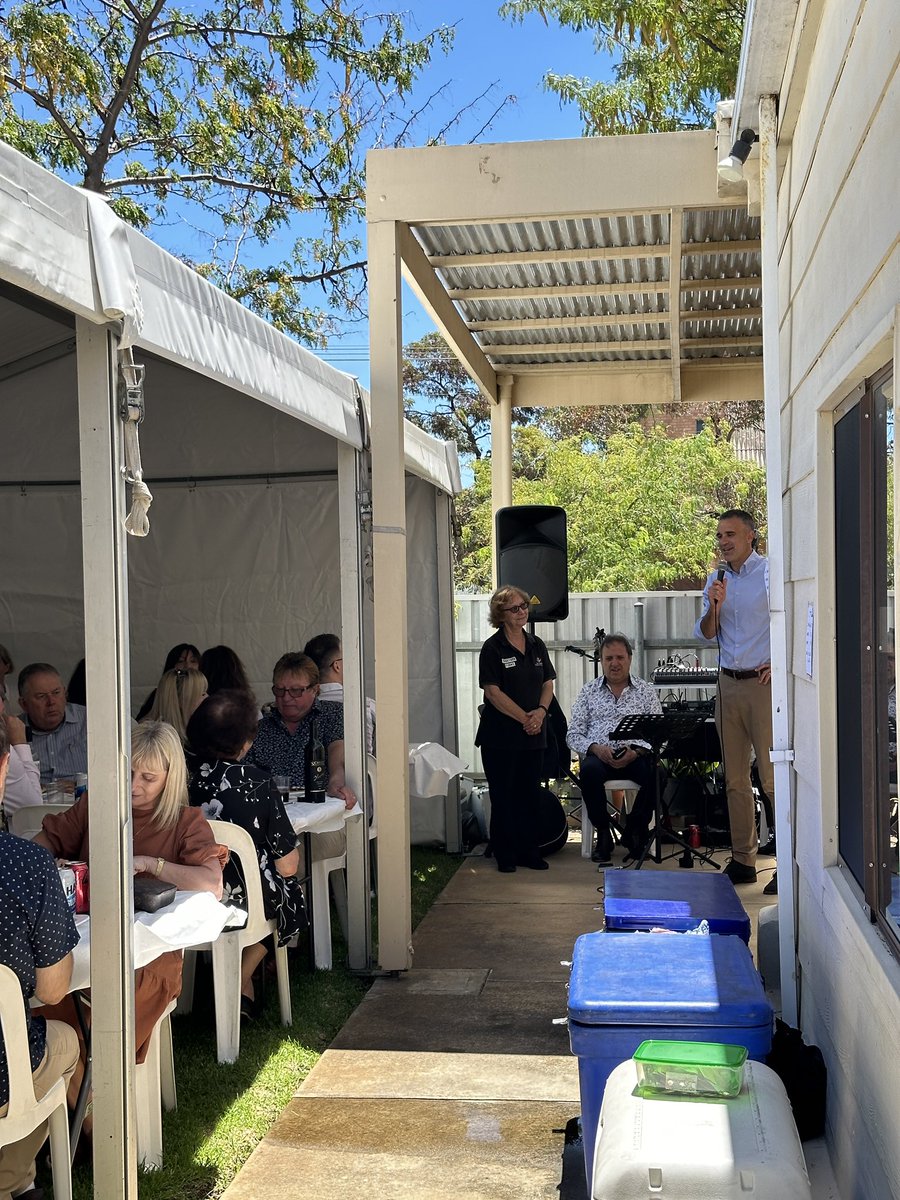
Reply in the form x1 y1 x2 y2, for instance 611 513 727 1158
3 743 42 813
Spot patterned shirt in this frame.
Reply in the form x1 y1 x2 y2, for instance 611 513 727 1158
0 832 79 1106
23 702 88 782
247 700 344 789
566 674 662 756
694 550 771 670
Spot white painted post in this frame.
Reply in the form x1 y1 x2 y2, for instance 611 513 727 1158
491 374 514 585
368 219 413 971
76 318 138 1193
435 490 463 851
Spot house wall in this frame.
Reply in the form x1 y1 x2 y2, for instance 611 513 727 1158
777 0 900 1195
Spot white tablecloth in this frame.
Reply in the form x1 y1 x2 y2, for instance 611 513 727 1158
283 797 362 836
69 890 239 991
408 742 468 797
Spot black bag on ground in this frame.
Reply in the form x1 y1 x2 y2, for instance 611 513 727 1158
765 1018 827 1141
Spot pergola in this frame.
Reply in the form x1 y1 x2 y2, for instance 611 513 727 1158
364 126 792 992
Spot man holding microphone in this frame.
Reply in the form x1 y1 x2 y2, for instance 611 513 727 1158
695 509 774 885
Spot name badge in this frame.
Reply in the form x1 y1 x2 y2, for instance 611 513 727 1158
501 656 517 668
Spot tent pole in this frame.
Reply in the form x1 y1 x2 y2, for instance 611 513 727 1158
368 218 413 971
490 374 514 586
435 491 463 852
76 318 138 1193
338 440 371 969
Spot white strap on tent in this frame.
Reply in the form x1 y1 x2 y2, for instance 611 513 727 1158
118 348 153 536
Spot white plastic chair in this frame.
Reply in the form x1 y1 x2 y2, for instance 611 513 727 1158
197 821 291 1063
311 850 348 971
0 963 72 1200
134 999 177 1170
7 803 72 841
580 779 640 859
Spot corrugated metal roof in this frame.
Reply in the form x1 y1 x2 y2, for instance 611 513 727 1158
414 208 761 371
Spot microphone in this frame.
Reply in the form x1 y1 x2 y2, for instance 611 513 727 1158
716 562 726 582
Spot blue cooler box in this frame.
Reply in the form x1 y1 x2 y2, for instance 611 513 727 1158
568 931 772 1188
603 869 751 942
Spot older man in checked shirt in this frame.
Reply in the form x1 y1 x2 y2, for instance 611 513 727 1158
566 633 662 865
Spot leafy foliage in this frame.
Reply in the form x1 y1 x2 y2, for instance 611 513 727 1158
0 0 494 342
499 0 745 133
455 424 766 591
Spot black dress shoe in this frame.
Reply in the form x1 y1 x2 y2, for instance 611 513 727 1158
591 839 613 866
763 872 778 895
758 836 777 856
497 862 517 873
520 856 550 870
723 858 757 884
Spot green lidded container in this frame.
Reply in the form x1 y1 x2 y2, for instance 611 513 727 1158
632 1039 748 1098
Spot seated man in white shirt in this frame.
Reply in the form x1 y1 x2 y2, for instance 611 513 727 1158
303 633 376 754
18 663 88 784
0 693 41 813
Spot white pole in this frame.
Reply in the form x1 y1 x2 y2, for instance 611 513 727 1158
435 490 462 851
758 95 799 1026
76 318 138 1192
338 439 371 969
368 218 413 971
491 374 514 585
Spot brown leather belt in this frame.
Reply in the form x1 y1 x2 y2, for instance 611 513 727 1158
721 667 760 680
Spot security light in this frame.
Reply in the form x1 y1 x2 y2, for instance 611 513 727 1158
717 129 758 183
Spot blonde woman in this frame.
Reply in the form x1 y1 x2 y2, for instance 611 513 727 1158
475 586 556 873
145 667 208 740
35 722 225 1105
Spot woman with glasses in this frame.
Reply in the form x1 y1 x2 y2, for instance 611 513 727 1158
475 586 556 872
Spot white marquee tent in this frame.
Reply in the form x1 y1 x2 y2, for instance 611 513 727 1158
0 139 460 1194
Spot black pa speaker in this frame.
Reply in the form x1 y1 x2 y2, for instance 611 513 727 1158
495 505 568 621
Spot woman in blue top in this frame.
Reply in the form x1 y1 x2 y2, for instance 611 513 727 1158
475 586 556 872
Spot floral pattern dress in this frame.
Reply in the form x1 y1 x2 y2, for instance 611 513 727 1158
187 756 305 946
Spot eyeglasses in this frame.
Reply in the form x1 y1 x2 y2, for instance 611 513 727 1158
272 684 316 699
503 602 529 613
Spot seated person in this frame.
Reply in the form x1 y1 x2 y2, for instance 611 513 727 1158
0 692 41 813
143 667 208 742
303 633 376 753
18 663 87 783
249 653 356 861
136 643 202 720
186 691 303 1015
0 720 80 1199
200 645 254 701
34 721 225 1120
566 633 663 864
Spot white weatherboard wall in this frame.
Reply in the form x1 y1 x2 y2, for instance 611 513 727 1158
772 1 900 1196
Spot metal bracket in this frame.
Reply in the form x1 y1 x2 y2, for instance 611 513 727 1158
118 361 145 423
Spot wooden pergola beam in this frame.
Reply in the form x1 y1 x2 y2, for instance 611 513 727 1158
428 239 761 269
467 307 762 332
450 277 761 301
483 335 762 357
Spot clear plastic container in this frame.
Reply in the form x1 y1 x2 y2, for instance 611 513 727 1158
633 1039 747 1098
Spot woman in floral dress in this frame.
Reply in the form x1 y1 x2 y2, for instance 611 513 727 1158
186 690 304 1016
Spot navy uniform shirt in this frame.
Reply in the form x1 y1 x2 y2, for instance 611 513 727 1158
247 700 344 790
476 628 556 750
0 832 79 1106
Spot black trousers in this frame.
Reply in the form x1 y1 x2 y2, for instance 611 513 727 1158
480 744 544 868
579 752 659 854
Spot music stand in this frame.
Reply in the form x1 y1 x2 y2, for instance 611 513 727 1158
609 712 720 870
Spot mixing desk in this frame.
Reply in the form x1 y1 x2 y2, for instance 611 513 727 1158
652 665 719 688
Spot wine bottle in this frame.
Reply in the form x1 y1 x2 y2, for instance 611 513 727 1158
306 716 327 803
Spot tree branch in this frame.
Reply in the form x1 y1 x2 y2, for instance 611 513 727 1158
1 74 92 165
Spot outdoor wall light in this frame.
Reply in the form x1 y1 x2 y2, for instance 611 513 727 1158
717 129 758 183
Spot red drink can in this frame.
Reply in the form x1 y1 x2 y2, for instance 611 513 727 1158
68 861 90 913
689 824 701 849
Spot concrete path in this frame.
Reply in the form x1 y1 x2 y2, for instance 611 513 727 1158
222 836 833 1199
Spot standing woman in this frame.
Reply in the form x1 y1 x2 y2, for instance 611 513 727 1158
475 586 556 872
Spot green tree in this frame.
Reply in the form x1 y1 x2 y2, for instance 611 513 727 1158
0 1 496 342
499 0 745 133
455 424 766 591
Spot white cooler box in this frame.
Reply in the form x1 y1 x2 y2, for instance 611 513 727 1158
592 1059 812 1199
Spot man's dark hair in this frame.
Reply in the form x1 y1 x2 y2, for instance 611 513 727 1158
17 662 61 696
717 509 759 549
303 633 341 672
272 652 319 685
600 633 633 657
186 689 258 760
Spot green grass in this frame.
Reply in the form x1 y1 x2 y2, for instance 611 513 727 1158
60 845 461 1199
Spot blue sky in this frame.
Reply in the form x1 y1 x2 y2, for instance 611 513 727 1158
318 1 614 384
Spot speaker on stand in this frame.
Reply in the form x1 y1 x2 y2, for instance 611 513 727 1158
495 504 569 622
